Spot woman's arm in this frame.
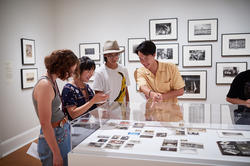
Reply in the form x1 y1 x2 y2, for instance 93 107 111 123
35 80 63 166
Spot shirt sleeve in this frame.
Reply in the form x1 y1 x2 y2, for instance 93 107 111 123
134 68 148 89
227 74 241 98
92 72 104 91
62 86 77 107
171 65 185 90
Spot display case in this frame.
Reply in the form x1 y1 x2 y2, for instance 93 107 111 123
68 101 250 166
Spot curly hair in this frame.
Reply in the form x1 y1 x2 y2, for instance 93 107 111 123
44 49 79 80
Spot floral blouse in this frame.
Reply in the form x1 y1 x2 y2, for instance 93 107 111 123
62 83 97 120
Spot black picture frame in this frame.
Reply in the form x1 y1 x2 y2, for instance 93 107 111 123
21 38 36 65
155 43 179 65
21 68 38 89
79 43 100 61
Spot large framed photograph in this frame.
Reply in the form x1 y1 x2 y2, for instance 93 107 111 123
222 33 250 56
156 43 179 64
182 45 212 67
149 18 178 40
118 46 125 66
216 62 247 85
21 68 38 89
179 70 207 99
128 38 146 62
188 18 218 42
21 38 35 65
79 43 100 61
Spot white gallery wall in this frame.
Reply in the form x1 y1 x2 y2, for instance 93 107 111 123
0 0 250 158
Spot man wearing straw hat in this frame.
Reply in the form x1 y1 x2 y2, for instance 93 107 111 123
93 40 130 104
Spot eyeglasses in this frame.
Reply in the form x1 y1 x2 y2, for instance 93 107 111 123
106 53 120 58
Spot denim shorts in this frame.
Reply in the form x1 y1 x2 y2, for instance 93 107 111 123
38 122 71 166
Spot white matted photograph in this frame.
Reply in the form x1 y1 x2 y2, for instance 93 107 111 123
21 38 36 65
179 70 207 99
188 18 218 42
156 43 179 64
128 38 146 62
79 43 100 61
216 62 247 85
149 18 178 40
222 33 250 56
182 45 212 67
20 68 38 89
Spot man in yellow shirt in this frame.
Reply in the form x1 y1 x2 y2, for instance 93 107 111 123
134 40 185 103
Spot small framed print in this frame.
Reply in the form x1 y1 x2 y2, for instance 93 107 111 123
149 18 178 41
128 38 146 62
222 33 250 56
79 43 100 61
188 18 218 42
89 63 101 82
156 43 179 64
118 46 125 66
216 62 247 85
182 45 212 67
179 70 207 99
21 68 38 89
21 38 35 65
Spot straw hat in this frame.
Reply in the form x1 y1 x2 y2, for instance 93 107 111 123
102 40 124 55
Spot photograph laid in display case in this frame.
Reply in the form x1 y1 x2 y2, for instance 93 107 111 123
222 33 250 56
156 43 179 64
21 38 35 65
217 141 250 156
216 62 247 85
179 70 207 99
118 46 125 66
79 43 100 61
20 68 38 89
182 45 212 67
128 38 146 62
188 18 218 42
149 18 178 40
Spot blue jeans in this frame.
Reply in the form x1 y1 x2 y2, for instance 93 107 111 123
38 122 71 166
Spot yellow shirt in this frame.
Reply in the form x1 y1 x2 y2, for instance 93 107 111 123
135 61 185 103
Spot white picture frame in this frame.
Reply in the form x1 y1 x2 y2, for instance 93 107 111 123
21 38 36 65
149 18 178 41
128 38 146 62
155 43 179 64
21 68 38 89
222 33 250 56
216 62 247 85
182 45 212 67
79 43 100 61
188 18 218 42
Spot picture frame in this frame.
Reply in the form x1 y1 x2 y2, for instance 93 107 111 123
21 68 38 89
188 18 218 42
79 43 100 61
155 43 179 64
21 38 36 65
182 45 212 67
89 63 101 82
221 33 250 56
118 46 125 66
149 18 178 41
179 70 207 99
216 62 247 85
128 38 146 62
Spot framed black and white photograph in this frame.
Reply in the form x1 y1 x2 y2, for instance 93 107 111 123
118 46 125 66
222 33 250 56
21 68 38 89
128 38 146 62
179 70 207 99
21 38 35 65
188 18 218 42
156 43 179 64
149 18 178 40
182 45 212 67
216 62 247 85
79 43 100 61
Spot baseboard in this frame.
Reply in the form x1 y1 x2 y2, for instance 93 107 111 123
0 125 40 158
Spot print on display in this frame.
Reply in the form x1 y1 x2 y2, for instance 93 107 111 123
21 38 36 65
20 68 38 89
128 38 146 62
155 43 179 64
222 33 250 56
217 141 250 156
79 43 100 61
182 45 212 67
216 62 247 85
149 18 178 40
188 18 218 42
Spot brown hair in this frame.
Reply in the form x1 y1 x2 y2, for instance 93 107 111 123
44 49 79 80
